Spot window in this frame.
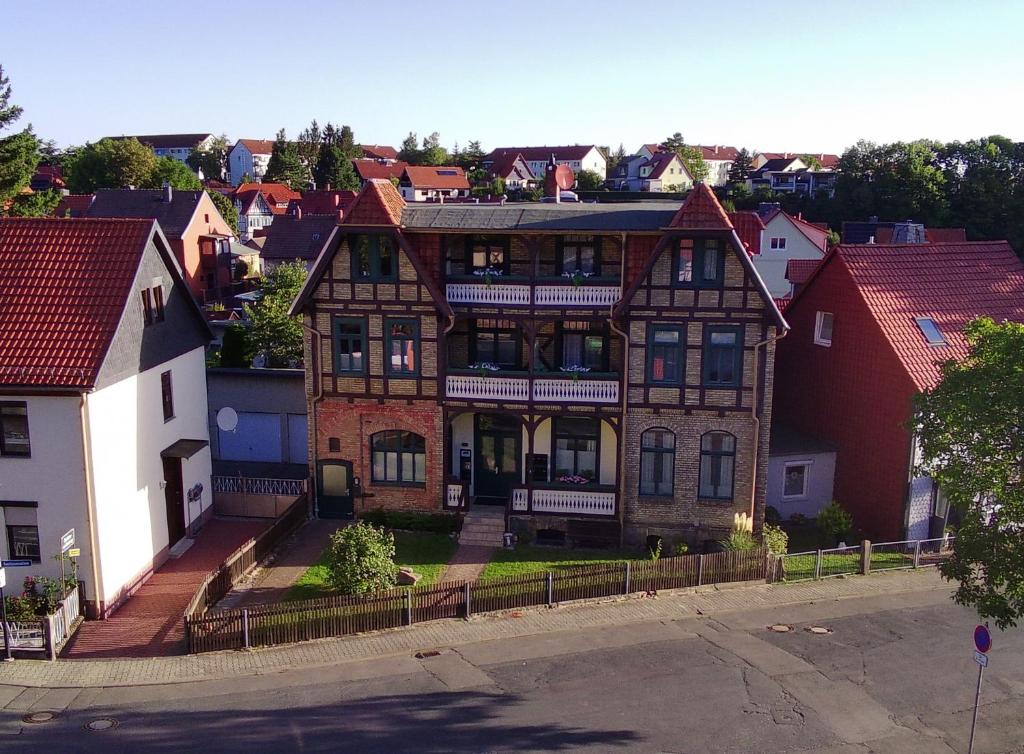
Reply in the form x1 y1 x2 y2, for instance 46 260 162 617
371 430 426 484
333 317 366 374
702 326 743 387
141 288 153 324
553 417 599 481
558 235 600 275
467 235 509 274
914 317 946 346
770 237 787 250
153 286 165 322
6 525 40 562
559 322 607 371
783 463 809 498
161 371 174 421
640 428 674 496
647 325 684 384
699 431 735 500
386 319 419 376
814 311 834 347
675 239 724 288
471 319 519 368
350 234 396 281
0 402 30 457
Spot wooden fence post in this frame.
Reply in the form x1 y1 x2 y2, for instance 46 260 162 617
624 561 631 595
814 550 823 580
697 554 704 586
913 539 921 568
860 540 872 575
405 589 413 625
242 608 250 649
546 572 553 606
464 581 471 618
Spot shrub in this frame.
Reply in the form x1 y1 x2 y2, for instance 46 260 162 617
325 522 397 595
817 502 853 544
765 506 781 525
359 508 460 534
762 524 789 556
721 530 758 551
672 541 689 556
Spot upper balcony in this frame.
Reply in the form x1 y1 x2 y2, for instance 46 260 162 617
445 279 622 308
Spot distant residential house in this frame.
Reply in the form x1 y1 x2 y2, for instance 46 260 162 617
485 146 607 180
749 157 836 197
752 152 840 170
30 165 65 192
287 189 357 217
353 159 409 187
398 166 471 202
774 239 1024 541
752 209 829 297
54 194 94 218
784 258 820 297
766 424 836 519
260 212 338 272
233 183 302 241
636 144 740 186
728 211 765 256
841 218 968 244
87 187 236 301
109 133 216 171
357 145 399 162
611 151 692 192
486 152 535 188
0 217 214 619
229 139 275 186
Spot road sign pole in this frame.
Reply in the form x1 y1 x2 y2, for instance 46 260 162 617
968 661 984 754
0 584 12 662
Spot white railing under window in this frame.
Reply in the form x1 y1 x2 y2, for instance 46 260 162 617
533 285 621 307
532 379 619 404
446 283 531 305
446 375 530 401
530 488 616 516
446 483 465 508
511 487 529 511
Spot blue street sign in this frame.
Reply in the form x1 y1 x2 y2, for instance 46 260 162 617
1 559 32 568
974 624 992 654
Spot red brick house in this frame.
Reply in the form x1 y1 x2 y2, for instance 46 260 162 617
290 179 787 549
773 240 1024 541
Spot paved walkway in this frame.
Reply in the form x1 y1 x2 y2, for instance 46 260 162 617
2 568 952 688
59 518 268 659
439 544 496 583
217 518 340 610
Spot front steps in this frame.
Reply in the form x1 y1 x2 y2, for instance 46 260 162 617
459 506 506 547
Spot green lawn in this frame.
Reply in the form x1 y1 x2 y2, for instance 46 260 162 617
285 531 457 602
479 544 643 581
782 551 912 581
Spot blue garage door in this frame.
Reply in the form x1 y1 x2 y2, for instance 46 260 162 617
219 412 282 463
287 414 308 464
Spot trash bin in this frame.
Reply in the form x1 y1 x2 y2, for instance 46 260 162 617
503 532 515 549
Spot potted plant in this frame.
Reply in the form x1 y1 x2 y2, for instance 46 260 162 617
561 269 595 288
469 362 500 379
558 364 591 382
473 266 503 288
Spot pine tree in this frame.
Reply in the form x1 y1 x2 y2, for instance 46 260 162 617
727 148 753 185
398 132 421 164
314 145 359 191
264 129 309 190
0 64 39 204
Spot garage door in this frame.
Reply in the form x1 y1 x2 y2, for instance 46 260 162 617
287 414 308 464
218 412 282 463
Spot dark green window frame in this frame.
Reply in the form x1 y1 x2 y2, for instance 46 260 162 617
699 431 736 500
556 321 609 372
370 430 426 486
702 325 743 388
639 428 675 497
350 234 396 281
552 417 601 481
645 325 685 385
465 235 510 275
385 318 419 376
673 238 725 289
332 316 367 375
469 319 521 369
556 235 601 276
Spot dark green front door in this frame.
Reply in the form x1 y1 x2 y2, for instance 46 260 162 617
318 460 354 519
474 414 521 504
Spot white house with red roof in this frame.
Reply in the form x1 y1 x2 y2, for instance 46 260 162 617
485 152 534 188
0 218 214 619
484 145 607 180
636 143 741 186
233 182 302 240
228 139 276 186
611 150 693 192
752 209 829 297
398 166 471 202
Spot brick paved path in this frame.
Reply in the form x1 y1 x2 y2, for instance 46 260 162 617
60 518 268 659
439 544 496 584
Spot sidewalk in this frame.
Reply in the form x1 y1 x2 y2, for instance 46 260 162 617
0 568 952 689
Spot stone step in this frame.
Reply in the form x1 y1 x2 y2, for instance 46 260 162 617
462 522 505 531
459 536 504 547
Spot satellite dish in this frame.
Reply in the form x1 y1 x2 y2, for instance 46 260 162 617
216 406 238 433
554 164 575 191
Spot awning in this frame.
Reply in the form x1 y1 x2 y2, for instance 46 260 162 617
161 439 209 459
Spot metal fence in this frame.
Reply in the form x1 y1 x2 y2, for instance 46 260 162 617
2 585 82 660
185 548 768 654
772 537 954 583
212 476 307 497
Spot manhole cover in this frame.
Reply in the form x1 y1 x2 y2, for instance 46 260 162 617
22 711 57 724
84 717 119 732
414 650 440 659
807 626 833 635
769 624 793 633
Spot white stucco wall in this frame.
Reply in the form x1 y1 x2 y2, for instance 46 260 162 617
86 346 212 607
751 213 827 297
766 451 836 519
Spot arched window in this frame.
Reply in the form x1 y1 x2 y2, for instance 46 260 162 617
371 430 426 485
699 431 736 500
640 428 675 496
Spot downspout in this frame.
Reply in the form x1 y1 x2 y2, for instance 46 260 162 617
749 327 788 525
607 231 629 546
300 319 324 517
78 394 103 619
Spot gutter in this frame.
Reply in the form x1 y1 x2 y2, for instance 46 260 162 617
607 231 629 546
299 319 325 517
749 327 788 526
78 394 104 618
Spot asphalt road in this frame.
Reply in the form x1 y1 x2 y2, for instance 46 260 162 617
2 587 1022 753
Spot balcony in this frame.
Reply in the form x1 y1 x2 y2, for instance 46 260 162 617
445 279 622 308
511 485 617 516
445 372 619 404
445 282 531 306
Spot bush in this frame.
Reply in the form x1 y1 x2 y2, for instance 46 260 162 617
721 530 757 551
765 506 781 525
359 508 460 534
762 524 789 556
817 502 853 544
325 522 397 595
219 324 251 368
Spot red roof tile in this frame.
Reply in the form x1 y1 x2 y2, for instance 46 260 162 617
695 145 741 161
402 166 470 190
0 217 155 388
54 194 94 218
344 179 405 226
234 183 302 215
925 228 968 243
728 211 765 254
488 152 535 182
236 139 275 155
358 145 398 160
643 151 689 181
785 258 820 284
669 183 733 230
353 160 408 181
486 146 598 163
295 190 357 215
774 297 791 312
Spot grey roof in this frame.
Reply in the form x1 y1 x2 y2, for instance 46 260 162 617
401 201 681 232
86 189 205 239
769 424 837 456
261 214 338 260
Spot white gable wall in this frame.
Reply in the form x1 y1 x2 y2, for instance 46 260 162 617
752 213 827 297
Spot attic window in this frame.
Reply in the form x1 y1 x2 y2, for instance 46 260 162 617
915 317 946 346
437 170 458 176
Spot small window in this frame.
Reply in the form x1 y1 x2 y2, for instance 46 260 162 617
161 371 174 421
814 311 834 347
553 417 600 481
558 235 600 275
699 431 736 500
640 428 675 496
915 317 946 346
386 319 419 376
333 317 366 374
467 235 509 274
0 402 31 457
350 234 396 281
328 437 341 452
153 286 165 322
647 325 684 384
675 239 724 288
702 326 743 388
204 213 210 223
6 525 40 562
141 288 154 324
559 322 607 371
770 237 787 250
783 463 809 498
371 430 426 485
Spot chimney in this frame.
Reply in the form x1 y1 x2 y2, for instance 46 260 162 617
544 154 560 203
162 182 172 202
295 206 302 220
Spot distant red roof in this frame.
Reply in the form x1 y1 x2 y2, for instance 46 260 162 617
0 218 156 388
926 228 967 243
758 151 839 169
236 139 275 155
695 145 741 161
54 194 94 218
774 297 791 312
488 152 535 182
486 146 598 163
295 190 357 215
353 159 408 182
402 166 470 191
670 184 733 230
785 258 820 284
234 183 302 215
728 211 765 255
358 145 398 161
643 151 689 181
344 179 405 226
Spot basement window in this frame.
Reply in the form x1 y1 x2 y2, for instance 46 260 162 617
914 317 947 346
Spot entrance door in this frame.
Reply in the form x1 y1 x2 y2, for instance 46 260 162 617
474 414 521 504
162 457 187 547
318 460 354 519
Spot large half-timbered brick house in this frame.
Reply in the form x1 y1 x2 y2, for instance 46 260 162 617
290 179 788 548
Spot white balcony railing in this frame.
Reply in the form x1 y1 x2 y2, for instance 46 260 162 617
511 487 529 512
446 483 465 508
532 378 619 404
446 374 530 401
446 283 531 305
533 285 622 307
531 488 616 516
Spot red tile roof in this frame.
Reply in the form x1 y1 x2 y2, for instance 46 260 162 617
488 152 535 182
234 183 302 215
0 218 155 388
402 166 470 190
669 183 733 230
353 159 408 182
344 179 405 226
295 190 357 215
695 145 741 161
236 139 275 155
643 151 688 181
54 194 94 218
925 228 967 243
728 210 765 255
358 145 398 160
486 146 598 163
785 258 821 284
774 297 791 312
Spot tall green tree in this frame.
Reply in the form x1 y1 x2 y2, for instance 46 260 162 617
0 64 39 204
244 261 308 367
606 143 627 175
420 132 449 166
186 134 229 180
574 169 605 191
7 188 60 217
314 144 359 191
914 318 1024 629
398 132 421 164
660 133 709 183
64 137 157 193
146 156 203 190
727 148 753 184
206 190 239 234
264 129 308 190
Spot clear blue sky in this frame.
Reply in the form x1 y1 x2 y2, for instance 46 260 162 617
3 0 1021 154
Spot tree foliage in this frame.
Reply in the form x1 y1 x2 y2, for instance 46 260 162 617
817 502 853 544
574 169 605 191
186 134 229 180
660 133 709 183
218 323 252 368
0 64 39 204
147 156 203 190
264 129 308 190
727 148 752 184
65 137 157 193
914 318 1024 629
7 188 60 216
314 144 359 191
206 189 239 234
326 521 397 595
244 261 307 367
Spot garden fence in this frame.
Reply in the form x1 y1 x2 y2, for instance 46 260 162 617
768 536 955 583
185 548 768 654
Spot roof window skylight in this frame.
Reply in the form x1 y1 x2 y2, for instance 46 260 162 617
914 317 946 346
